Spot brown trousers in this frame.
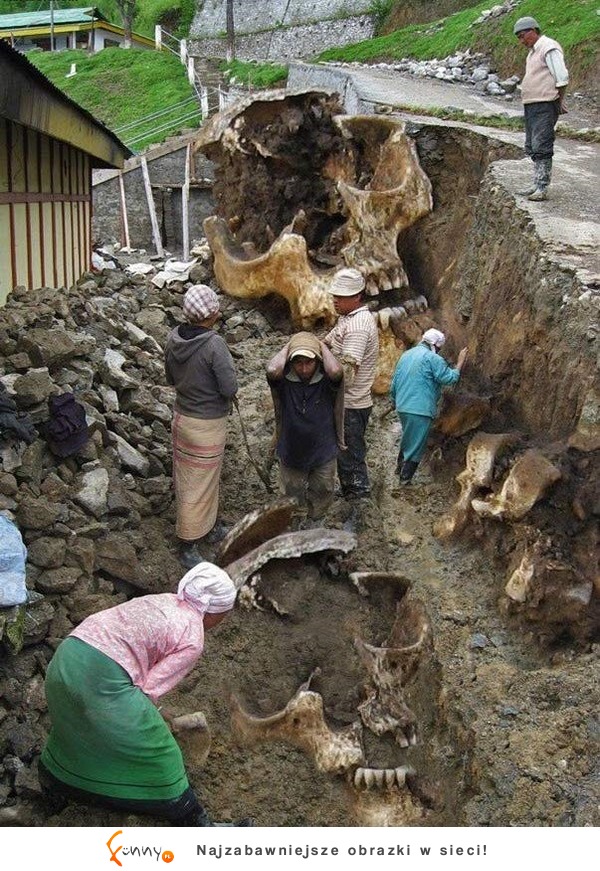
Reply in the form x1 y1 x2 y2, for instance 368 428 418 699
279 459 336 520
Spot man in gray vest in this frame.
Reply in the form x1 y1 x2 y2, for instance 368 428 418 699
514 16 569 202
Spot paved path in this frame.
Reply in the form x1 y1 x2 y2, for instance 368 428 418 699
336 64 599 131
335 65 600 285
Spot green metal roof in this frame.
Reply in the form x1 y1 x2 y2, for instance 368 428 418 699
0 7 105 29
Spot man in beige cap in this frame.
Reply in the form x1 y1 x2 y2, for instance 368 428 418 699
267 332 344 521
324 268 379 500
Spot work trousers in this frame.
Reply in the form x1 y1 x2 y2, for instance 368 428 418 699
524 100 560 161
337 407 372 497
397 412 433 465
279 458 336 519
38 759 205 824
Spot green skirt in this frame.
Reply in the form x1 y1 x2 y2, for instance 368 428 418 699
41 637 189 801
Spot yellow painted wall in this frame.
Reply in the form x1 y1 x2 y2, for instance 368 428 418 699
0 118 92 305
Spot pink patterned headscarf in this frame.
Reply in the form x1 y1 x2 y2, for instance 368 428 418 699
177 562 237 615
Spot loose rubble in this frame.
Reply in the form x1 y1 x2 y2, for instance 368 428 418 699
326 49 521 99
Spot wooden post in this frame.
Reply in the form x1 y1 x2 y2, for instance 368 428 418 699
187 56 195 86
180 38 188 65
181 144 191 261
201 87 209 119
118 172 131 251
155 25 162 51
140 157 164 257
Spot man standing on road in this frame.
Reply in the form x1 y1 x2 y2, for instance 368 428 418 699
325 268 378 500
514 16 569 202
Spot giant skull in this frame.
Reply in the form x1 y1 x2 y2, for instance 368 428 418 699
196 90 433 328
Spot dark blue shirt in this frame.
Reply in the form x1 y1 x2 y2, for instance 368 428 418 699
271 370 339 471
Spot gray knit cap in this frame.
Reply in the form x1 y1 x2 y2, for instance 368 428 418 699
513 17 540 35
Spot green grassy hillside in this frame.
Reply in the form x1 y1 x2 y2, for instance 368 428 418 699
322 0 600 92
30 47 200 151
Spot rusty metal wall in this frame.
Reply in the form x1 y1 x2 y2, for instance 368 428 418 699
0 117 91 305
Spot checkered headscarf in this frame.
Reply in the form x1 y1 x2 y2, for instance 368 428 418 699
182 285 220 323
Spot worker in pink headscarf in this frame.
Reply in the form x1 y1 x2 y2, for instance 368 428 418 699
390 329 468 484
39 562 253 826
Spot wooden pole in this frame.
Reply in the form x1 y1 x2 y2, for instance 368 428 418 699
50 0 55 52
181 144 191 261
140 156 164 257
118 171 131 251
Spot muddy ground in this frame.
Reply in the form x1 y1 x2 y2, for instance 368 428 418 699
32 319 598 829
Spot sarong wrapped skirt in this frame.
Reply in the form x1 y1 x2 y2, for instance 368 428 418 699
172 412 227 541
40 637 188 801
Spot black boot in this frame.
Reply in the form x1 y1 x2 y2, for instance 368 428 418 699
400 460 419 484
178 540 205 570
175 806 254 827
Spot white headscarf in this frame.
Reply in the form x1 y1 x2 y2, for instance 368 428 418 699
177 561 237 615
422 328 446 350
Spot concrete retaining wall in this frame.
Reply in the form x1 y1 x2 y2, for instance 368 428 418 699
191 0 373 36
287 62 371 114
190 15 374 62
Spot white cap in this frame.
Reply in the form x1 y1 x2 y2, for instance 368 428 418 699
422 328 446 349
329 268 366 297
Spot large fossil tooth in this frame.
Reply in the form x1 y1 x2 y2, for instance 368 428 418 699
353 766 416 791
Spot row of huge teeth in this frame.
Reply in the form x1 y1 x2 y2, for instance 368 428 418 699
375 297 428 330
353 766 415 791
364 268 410 296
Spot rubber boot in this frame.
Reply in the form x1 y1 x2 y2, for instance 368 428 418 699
399 460 419 484
204 520 230 545
179 807 254 827
528 158 551 201
179 540 205 570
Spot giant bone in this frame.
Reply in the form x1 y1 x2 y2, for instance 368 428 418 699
225 528 356 590
216 496 298 566
170 711 211 767
197 91 432 327
471 449 561 521
504 538 594 631
353 574 431 748
230 674 365 775
372 300 428 394
433 431 520 540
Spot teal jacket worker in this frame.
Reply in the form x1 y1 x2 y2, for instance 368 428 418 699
390 329 468 483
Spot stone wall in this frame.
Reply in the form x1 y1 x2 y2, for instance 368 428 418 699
191 0 373 37
190 15 374 61
287 62 368 113
92 146 214 252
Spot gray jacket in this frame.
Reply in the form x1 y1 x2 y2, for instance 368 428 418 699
165 327 238 419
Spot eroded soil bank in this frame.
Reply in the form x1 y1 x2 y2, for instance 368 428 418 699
0 115 598 828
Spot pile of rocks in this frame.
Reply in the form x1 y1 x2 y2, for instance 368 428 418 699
471 1 521 27
331 51 521 99
0 246 280 814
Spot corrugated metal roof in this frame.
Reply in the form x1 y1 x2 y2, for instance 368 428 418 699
0 7 104 29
